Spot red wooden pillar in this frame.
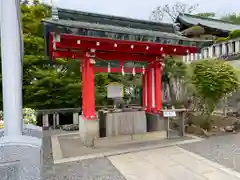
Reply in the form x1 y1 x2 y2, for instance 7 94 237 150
142 74 147 110
81 57 87 117
82 55 96 119
147 68 152 112
154 61 162 112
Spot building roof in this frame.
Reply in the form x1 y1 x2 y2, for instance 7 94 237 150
176 14 240 32
43 18 200 41
56 7 175 33
42 7 213 56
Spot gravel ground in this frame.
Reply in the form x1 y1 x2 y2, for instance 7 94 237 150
180 133 240 173
42 130 126 180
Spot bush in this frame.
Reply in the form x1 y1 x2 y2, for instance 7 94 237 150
229 29 240 39
23 108 37 125
215 37 230 43
0 108 37 129
191 60 239 113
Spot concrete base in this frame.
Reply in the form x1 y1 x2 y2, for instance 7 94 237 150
0 135 42 180
146 113 166 132
23 124 42 139
0 124 42 139
79 115 99 147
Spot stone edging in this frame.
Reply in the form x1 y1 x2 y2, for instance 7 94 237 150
52 134 204 164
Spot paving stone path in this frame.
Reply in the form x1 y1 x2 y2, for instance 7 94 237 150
109 146 240 180
43 130 240 180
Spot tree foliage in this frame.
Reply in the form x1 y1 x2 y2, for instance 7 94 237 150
195 12 216 18
162 56 188 104
191 60 239 114
150 2 198 22
18 1 140 109
221 13 240 25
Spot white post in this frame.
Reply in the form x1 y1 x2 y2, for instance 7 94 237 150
43 114 49 128
56 113 59 126
215 45 219 57
208 46 213 58
73 113 79 124
1 0 23 136
236 40 240 53
222 43 226 55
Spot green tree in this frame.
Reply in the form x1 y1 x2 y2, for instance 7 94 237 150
221 13 240 24
162 56 188 105
21 1 85 109
191 59 239 115
195 12 216 18
150 2 198 22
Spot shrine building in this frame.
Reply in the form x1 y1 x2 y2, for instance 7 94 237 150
43 7 212 146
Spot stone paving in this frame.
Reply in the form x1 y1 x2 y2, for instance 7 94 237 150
43 130 240 180
109 146 240 180
42 130 126 180
180 133 240 173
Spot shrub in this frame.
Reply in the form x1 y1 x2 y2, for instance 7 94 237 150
191 59 239 115
215 37 230 43
0 108 37 129
229 29 240 39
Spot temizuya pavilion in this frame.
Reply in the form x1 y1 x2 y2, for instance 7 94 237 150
43 7 211 146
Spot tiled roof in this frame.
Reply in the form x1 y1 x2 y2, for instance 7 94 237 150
43 18 208 43
177 14 240 32
56 7 175 33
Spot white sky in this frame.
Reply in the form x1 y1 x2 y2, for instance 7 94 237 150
44 0 239 21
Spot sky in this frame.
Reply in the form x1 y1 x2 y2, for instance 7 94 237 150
44 0 239 21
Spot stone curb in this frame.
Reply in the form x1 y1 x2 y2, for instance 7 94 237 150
53 135 203 164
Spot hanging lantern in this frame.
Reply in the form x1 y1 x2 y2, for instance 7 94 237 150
132 66 136 76
142 66 145 75
122 66 125 76
108 63 111 73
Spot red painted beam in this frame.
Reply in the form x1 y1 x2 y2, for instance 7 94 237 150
50 33 199 56
52 50 157 61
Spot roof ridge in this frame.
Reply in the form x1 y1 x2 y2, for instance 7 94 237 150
56 7 174 26
180 13 239 25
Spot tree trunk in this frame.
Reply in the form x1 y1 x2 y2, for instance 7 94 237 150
168 78 177 103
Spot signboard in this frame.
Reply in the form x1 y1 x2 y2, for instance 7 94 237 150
107 82 124 98
163 111 176 117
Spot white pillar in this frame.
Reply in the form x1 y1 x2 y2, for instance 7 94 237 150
73 113 79 124
236 40 240 53
194 53 197 61
228 43 232 54
151 68 155 108
1 0 23 136
43 114 49 128
190 53 194 61
56 113 59 125
215 45 220 57
208 46 213 58
222 43 226 55
53 113 59 128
